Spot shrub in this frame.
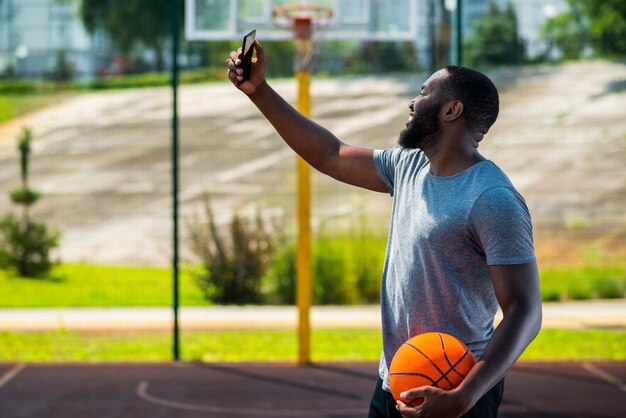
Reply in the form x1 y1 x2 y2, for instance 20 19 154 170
263 242 296 305
540 264 626 301
264 225 386 305
187 196 280 304
314 238 351 304
0 214 60 277
0 80 38 95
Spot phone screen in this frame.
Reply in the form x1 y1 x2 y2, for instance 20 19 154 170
238 29 256 86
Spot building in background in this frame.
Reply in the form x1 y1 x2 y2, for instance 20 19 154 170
0 0 112 80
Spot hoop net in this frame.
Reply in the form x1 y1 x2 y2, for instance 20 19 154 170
272 4 333 71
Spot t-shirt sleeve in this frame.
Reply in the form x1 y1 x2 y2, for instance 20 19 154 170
373 147 404 196
468 186 536 265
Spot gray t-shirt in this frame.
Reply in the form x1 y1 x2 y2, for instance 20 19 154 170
373 147 535 392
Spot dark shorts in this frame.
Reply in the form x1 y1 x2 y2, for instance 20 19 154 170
368 377 505 418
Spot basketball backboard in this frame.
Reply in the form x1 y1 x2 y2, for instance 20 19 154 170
185 0 418 41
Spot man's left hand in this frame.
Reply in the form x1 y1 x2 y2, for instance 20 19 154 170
396 386 471 418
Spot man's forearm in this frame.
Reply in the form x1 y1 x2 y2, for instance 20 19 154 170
248 81 341 172
456 304 542 410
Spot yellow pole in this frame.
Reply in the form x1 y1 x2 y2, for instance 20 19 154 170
295 69 312 365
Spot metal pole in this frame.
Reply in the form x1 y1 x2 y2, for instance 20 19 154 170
456 0 463 66
296 69 311 365
294 17 313 365
170 0 180 361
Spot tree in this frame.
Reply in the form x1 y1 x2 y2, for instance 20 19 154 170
542 0 626 59
464 0 525 67
80 0 176 71
541 4 588 60
0 128 60 277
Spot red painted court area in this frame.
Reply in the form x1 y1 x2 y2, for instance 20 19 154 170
0 361 624 418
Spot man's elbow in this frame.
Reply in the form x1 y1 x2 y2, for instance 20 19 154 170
531 303 542 339
506 298 543 339
524 298 543 341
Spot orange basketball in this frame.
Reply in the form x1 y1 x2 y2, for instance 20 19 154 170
389 332 476 406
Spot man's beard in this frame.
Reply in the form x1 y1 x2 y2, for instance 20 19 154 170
398 101 443 152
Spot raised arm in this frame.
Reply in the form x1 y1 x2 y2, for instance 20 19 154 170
226 41 388 193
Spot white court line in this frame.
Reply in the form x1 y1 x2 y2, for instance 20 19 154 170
0 363 26 390
136 381 367 416
582 362 626 393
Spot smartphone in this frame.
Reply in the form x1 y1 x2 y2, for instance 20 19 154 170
237 29 256 86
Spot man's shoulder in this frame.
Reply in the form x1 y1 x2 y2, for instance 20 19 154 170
475 160 516 189
375 146 428 170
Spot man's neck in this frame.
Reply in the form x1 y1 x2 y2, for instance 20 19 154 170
425 145 485 177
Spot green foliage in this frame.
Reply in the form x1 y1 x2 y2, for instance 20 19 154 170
0 80 38 94
9 188 40 206
80 0 179 70
342 42 419 74
0 127 60 277
188 197 280 304
17 126 32 184
542 0 626 59
264 226 386 305
464 0 525 67
263 242 296 305
540 265 625 301
1 257 623 307
314 237 350 304
87 66 225 90
201 40 296 77
0 214 60 277
541 7 588 60
0 62 16 79
51 50 74 83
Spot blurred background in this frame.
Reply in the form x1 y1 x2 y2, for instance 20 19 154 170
0 0 624 363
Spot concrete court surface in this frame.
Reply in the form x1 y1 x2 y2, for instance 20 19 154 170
0 361 625 418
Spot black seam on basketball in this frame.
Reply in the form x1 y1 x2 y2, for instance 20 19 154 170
433 333 473 386
448 349 471 379
440 334 472 377
388 372 437 385
407 398 423 407
439 333 455 370
405 342 454 387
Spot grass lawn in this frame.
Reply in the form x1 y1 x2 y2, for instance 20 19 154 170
1 262 625 307
0 328 623 362
0 263 206 307
0 94 67 123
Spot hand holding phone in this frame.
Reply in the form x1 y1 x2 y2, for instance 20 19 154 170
237 29 256 86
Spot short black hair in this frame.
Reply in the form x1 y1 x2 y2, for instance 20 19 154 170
441 66 499 134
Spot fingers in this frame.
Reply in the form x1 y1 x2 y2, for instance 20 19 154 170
230 50 241 66
225 40 265 92
395 400 419 418
225 50 243 84
402 385 433 400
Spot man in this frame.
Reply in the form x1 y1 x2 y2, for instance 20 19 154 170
226 41 542 418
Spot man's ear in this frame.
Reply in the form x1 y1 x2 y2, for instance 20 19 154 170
441 100 463 122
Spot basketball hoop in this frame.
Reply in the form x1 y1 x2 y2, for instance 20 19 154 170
272 4 333 71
